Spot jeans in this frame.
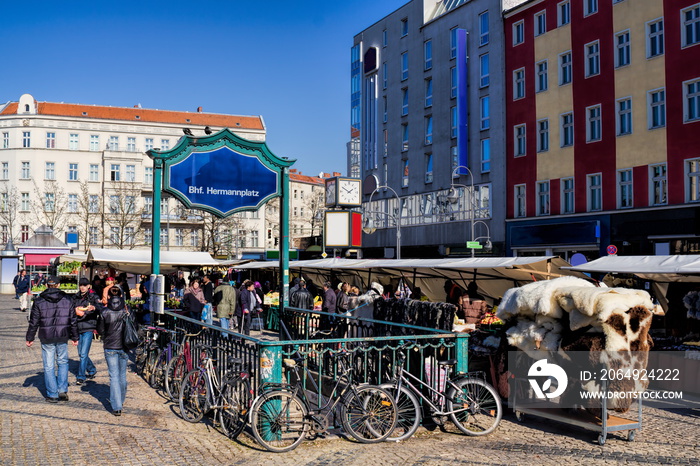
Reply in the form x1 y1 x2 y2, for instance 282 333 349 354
104 349 128 411
77 331 97 380
220 316 237 338
41 342 69 398
202 303 213 325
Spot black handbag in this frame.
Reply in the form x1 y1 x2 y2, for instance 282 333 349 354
122 312 140 350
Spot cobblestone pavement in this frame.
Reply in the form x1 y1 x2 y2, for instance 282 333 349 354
2 294 699 465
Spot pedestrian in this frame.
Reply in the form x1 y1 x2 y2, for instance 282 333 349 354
25 276 78 403
213 279 237 336
237 280 260 336
100 290 129 416
15 269 31 312
321 281 337 332
138 274 151 324
175 271 186 298
12 271 21 299
336 282 349 313
182 279 206 320
117 273 131 300
72 277 103 385
102 276 117 305
290 279 314 310
201 274 215 325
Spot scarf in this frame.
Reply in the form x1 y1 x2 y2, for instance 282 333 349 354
188 286 206 304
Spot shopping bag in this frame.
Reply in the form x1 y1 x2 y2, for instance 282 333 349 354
122 312 140 350
251 315 264 331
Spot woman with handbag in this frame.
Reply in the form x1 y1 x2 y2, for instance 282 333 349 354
100 288 130 416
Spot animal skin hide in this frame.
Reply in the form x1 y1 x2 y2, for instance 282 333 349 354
683 291 700 320
498 276 595 321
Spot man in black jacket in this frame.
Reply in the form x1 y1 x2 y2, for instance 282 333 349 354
290 280 314 310
26 276 78 403
73 277 103 385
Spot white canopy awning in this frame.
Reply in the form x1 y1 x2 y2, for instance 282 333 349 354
85 248 230 274
564 255 700 282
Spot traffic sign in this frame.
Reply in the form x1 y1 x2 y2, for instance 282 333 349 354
607 244 618 255
321 252 328 258
467 241 483 249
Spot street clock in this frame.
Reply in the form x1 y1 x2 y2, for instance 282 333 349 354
325 176 362 207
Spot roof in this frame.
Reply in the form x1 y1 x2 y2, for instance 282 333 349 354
565 255 700 282
0 101 264 130
289 172 325 185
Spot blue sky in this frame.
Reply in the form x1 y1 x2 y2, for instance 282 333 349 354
1 0 407 177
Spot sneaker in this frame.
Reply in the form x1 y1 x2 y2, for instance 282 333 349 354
76 379 84 386
86 372 96 380
46 397 59 403
112 410 122 416
58 393 69 402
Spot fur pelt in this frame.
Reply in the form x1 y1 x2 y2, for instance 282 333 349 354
683 290 700 320
498 276 595 321
357 282 384 305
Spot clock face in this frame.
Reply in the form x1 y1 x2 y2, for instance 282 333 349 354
325 179 337 206
338 179 361 205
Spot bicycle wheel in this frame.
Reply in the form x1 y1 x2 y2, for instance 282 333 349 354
446 378 502 436
149 350 167 389
165 353 187 401
251 390 308 453
179 370 209 423
134 340 151 375
340 385 397 443
219 377 253 439
141 344 159 382
379 383 421 441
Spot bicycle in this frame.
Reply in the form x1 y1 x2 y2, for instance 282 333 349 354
148 327 186 391
134 325 170 380
178 345 253 439
164 329 203 401
380 346 502 441
249 353 398 453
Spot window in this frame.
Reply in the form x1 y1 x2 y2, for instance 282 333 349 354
401 18 408 37
125 227 135 246
401 52 408 81
451 146 458 171
161 229 169 248
1 162 7 180
126 164 136 182
687 158 700 202
44 193 55 212
561 112 574 147
513 20 525 45
69 163 78 181
45 162 55 180
69 133 78 150
587 105 602 142
22 132 30 148
90 135 99 151
618 169 633 208
46 132 56 149
451 67 457 98
425 78 433 107
559 51 572 85
537 181 550 216
682 4 700 47
451 106 458 138
143 196 153 214
2 132 8 148
88 195 99 213
190 229 200 248
402 159 409 187
480 96 490 130
161 139 170 150
535 11 547 36
481 139 491 172
383 96 388 122
21 225 30 243
402 124 409 151
109 227 120 245
110 164 120 181
89 164 99 182
536 60 548 92
145 138 154 151
479 12 489 45
109 195 120 214
651 164 667 205
383 129 388 157
616 30 630 67
21 161 30 179
144 228 152 246
684 78 700 122
424 40 432 70
537 119 549 152
143 167 153 186
584 0 598 16
425 154 433 183
450 28 458 59
587 174 602 211
68 194 78 213
558 1 571 26
175 228 185 247
515 185 526 218
562 177 574 213
402 88 409 116
617 98 632 135
585 41 600 77
425 116 433 145
109 136 119 150
21 192 30 211
648 88 666 128
514 124 527 157
480 53 489 87
647 19 664 57
127 137 136 152
514 68 525 99
382 62 387 89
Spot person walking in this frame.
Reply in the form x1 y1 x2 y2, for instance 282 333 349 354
182 279 206 320
201 274 215 325
213 279 237 336
290 279 314 310
72 277 103 385
25 276 78 403
12 271 21 299
100 289 129 416
102 276 117 305
16 269 31 312
237 280 260 336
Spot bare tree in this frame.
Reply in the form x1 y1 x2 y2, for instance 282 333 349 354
73 181 103 253
103 181 143 249
0 182 20 243
31 180 68 232
303 188 325 238
199 211 245 258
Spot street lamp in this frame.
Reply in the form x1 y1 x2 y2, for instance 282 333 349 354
314 209 327 258
363 185 402 260
447 165 491 257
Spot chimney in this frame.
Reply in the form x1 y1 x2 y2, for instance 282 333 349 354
332 172 341 177
289 169 297 174
197 106 203 113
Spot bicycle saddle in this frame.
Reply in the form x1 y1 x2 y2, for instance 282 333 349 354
438 359 457 366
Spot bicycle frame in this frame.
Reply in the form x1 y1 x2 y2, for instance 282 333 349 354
395 367 472 417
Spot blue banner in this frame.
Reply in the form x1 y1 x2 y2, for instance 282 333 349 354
456 28 469 173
